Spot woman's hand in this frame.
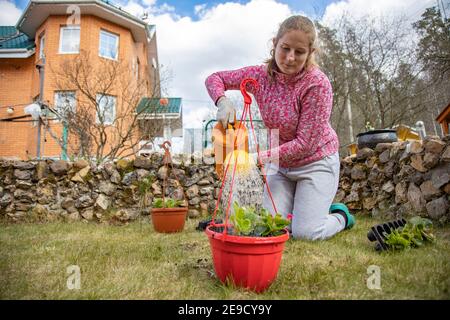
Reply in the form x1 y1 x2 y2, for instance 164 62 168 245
216 96 236 128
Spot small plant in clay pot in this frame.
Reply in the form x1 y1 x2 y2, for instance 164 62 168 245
205 78 292 293
150 141 188 233
205 201 291 293
151 197 188 233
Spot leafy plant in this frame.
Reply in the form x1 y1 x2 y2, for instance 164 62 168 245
229 201 290 237
152 197 184 208
384 216 436 251
137 174 155 210
137 174 155 197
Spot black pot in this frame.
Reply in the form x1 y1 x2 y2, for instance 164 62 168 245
196 218 223 231
356 129 397 150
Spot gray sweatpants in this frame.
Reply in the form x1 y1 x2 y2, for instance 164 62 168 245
262 152 345 240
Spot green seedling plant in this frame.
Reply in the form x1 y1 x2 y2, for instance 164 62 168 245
152 197 184 208
384 216 436 251
229 201 290 237
137 174 156 211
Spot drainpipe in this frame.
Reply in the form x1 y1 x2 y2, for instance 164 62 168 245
36 62 45 159
62 124 68 160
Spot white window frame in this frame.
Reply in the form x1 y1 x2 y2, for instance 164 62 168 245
99 30 119 60
96 94 116 125
39 34 45 59
59 26 80 54
53 91 76 121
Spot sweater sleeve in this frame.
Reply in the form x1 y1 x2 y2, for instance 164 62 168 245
259 76 334 164
205 65 263 105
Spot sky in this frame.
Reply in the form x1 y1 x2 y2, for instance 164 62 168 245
0 0 440 152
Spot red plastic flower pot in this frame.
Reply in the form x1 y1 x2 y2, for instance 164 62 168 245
151 207 188 233
205 224 289 293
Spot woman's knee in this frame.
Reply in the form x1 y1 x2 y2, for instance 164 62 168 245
291 224 329 241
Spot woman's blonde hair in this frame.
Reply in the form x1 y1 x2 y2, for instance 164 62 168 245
265 15 319 79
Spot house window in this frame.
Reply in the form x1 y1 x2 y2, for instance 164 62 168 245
99 30 119 60
59 26 80 54
96 94 116 125
39 34 45 59
53 91 76 120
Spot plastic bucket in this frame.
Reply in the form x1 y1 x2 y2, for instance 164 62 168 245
205 224 289 293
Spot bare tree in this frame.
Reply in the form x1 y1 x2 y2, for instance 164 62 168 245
44 50 170 163
339 15 424 129
413 6 450 135
316 21 354 147
318 12 443 149
316 10 450 154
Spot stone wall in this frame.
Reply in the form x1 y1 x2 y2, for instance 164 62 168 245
1 136 449 224
335 135 450 222
0 152 220 223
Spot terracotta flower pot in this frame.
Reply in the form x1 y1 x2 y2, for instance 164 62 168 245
205 224 289 293
151 207 188 233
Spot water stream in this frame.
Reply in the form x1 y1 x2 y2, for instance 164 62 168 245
220 160 264 216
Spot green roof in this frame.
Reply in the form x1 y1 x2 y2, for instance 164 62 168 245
0 26 35 50
0 26 18 39
136 98 182 115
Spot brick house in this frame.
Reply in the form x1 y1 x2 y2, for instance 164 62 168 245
0 0 182 160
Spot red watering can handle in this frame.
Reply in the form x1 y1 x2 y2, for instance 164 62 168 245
240 78 259 105
158 140 187 203
160 140 171 150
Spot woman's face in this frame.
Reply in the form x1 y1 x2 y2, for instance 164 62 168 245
274 30 312 75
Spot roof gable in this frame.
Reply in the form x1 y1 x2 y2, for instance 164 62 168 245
17 0 150 42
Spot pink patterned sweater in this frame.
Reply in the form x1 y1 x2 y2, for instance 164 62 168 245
205 65 339 168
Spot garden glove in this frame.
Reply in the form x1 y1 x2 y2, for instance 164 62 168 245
216 96 236 129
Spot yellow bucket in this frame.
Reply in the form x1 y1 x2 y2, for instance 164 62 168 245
396 125 420 141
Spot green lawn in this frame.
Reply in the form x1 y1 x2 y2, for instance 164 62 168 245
0 215 449 299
